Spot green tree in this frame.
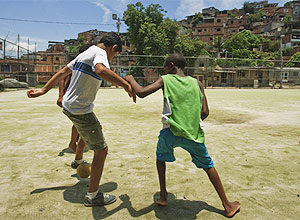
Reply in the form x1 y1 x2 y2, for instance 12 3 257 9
285 52 300 67
268 40 280 52
174 35 210 74
224 30 263 56
220 30 265 67
282 47 294 56
160 18 180 54
174 35 209 57
284 1 292 6
123 2 210 76
123 2 167 55
284 15 292 24
248 9 265 23
191 12 203 29
212 36 225 57
243 1 255 14
123 2 178 76
67 37 85 53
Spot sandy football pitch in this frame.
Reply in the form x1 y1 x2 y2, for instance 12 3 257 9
0 88 299 220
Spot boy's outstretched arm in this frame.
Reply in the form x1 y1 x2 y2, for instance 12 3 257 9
27 66 72 98
57 79 65 107
95 63 136 103
124 75 163 98
198 80 209 120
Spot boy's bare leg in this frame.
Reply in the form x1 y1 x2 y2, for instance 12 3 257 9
89 147 108 193
204 167 240 217
75 138 85 160
69 125 79 153
156 159 168 206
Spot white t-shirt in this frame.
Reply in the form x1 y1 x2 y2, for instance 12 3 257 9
62 46 110 115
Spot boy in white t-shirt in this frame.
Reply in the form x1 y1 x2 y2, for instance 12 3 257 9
56 44 92 155
27 32 136 207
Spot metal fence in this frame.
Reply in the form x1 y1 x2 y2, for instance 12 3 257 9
1 39 300 89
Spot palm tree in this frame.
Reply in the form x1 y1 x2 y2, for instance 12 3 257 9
212 36 225 58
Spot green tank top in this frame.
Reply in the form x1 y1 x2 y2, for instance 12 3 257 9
161 74 205 143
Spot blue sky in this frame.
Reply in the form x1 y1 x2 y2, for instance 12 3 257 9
0 0 288 54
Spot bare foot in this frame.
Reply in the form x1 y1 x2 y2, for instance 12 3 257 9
224 201 240 218
156 191 168 206
156 198 168 206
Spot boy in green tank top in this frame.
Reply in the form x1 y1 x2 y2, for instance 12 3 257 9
125 53 240 218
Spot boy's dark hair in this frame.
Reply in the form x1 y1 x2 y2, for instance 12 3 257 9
78 43 93 54
100 32 122 52
164 53 186 69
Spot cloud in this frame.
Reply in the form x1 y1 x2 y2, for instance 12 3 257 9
1 35 49 55
91 1 112 23
176 0 246 19
176 0 206 19
217 0 244 10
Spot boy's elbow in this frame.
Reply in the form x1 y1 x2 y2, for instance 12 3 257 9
201 110 209 120
136 92 146 98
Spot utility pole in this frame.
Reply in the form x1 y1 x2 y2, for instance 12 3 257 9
112 14 122 34
112 14 123 75
3 39 6 63
27 38 30 71
34 42 37 70
279 35 284 89
17 34 20 72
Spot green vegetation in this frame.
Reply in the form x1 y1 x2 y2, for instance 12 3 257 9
67 36 85 54
248 9 265 23
285 52 300 67
191 12 203 29
243 1 255 14
123 2 209 76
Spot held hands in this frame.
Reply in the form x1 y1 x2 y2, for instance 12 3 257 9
27 89 45 98
123 76 136 103
119 194 131 204
57 96 63 107
125 83 136 103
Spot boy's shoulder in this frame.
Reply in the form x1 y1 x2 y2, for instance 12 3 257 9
162 74 197 82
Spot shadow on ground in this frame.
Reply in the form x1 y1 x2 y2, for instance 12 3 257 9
30 178 225 219
58 146 90 157
113 193 225 220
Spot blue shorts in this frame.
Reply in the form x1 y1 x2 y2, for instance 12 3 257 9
156 128 214 169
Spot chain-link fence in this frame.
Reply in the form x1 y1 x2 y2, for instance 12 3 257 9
1 40 300 90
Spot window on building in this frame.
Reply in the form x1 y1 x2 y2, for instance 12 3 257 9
55 57 59 61
293 72 299 77
204 29 207 32
210 37 213 41
0 64 10 72
231 21 234 24
217 19 221 23
221 72 227 83
238 71 246 77
217 28 221 32
232 30 236 33
199 29 202 33
282 72 289 82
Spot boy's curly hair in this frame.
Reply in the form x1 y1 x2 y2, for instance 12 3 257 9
164 53 186 69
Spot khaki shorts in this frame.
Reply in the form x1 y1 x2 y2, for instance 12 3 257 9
63 109 107 151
